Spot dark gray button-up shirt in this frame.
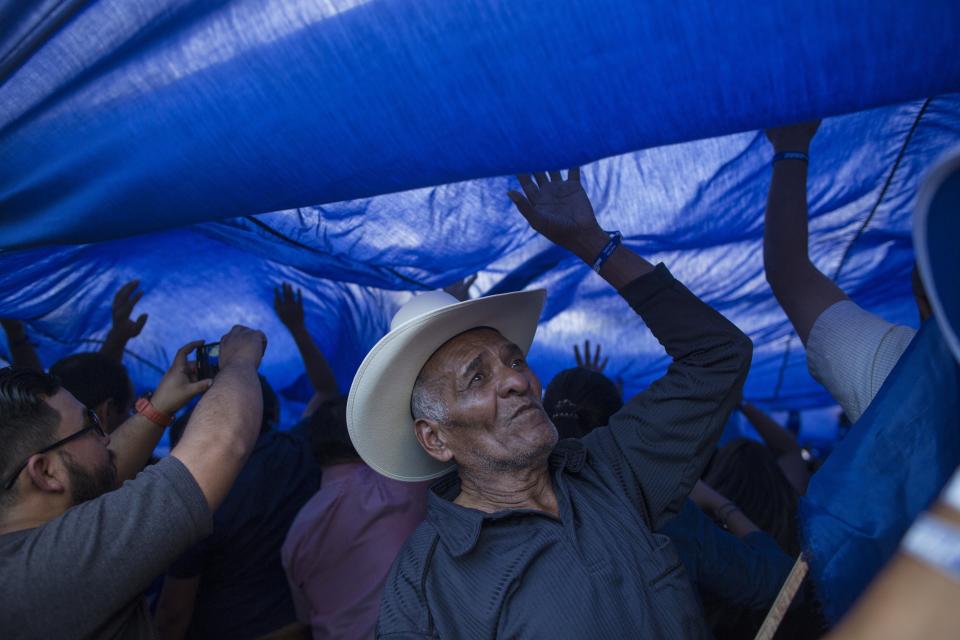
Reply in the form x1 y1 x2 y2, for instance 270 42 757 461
377 264 752 639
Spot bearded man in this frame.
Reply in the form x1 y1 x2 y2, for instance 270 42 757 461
0 326 267 639
347 168 753 638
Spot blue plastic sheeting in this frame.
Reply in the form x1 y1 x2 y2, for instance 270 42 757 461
2 1 960 248
800 318 960 622
1 2 959 425
1 97 959 432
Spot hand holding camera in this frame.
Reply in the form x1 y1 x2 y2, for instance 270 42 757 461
152 340 216 416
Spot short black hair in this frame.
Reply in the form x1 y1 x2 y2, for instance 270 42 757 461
543 367 623 439
50 353 133 414
308 396 359 467
0 368 62 505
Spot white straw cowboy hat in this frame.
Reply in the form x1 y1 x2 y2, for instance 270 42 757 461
347 288 547 482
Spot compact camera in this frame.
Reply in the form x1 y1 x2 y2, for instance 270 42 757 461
195 342 221 380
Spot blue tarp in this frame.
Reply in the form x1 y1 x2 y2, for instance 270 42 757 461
1 1 959 428
2 0 960 624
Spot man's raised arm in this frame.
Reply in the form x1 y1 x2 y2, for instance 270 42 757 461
99 280 149 363
171 325 267 511
763 121 847 344
509 169 752 529
274 282 340 405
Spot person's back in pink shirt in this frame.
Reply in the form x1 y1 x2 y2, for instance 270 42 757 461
282 462 429 639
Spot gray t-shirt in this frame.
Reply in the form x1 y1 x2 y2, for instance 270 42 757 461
0 456 212 639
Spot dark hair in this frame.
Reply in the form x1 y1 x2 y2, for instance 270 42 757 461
169 375 278 448
50 353 132 416
542 368 623 439
703 438 800 555
308 396 359 467
0 368 62 505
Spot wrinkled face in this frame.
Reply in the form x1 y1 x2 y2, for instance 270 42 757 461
416 328 557 473
45 389 118 505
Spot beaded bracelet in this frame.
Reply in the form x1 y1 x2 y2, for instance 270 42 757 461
773 150 809 163
717 502 741 529
591 230 623 273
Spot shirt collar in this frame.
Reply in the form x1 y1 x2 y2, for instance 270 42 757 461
425 439 588 557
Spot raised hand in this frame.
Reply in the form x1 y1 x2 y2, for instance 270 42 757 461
100 280 148 362
274 282 305 330
765 120 821 152
574 340 608 373
507 169 608 261
110 280 148 340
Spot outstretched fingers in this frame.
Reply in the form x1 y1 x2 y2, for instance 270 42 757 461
114 279 139 303
517 174 539 201
507 191 536 220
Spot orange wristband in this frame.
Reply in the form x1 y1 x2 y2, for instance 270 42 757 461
135 397 174 427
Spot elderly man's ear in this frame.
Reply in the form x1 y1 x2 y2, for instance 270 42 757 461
414 419 454 463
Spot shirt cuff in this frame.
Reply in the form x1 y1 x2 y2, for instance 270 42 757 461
618 263 674 308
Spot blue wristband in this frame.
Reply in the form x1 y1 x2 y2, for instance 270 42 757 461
773 150 809 163
591 231 622 273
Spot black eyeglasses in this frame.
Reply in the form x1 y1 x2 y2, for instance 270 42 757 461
2 408 107 491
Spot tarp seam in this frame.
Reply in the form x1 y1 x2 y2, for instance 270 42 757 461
243 215 432 290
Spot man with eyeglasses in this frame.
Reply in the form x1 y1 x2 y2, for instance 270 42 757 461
0 325 268 640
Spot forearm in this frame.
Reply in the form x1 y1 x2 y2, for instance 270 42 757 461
695 507 793 610
693 482 762 538
565 228 655 290
109 415 166 481
99 329 129 363
2 320 43 371
764 160 815 284
764 158 847 343
721 507 761 538
741 402 800 455
287 325 339 402
171 362 262 510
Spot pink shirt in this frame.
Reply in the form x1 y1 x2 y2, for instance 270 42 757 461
281 462 429 639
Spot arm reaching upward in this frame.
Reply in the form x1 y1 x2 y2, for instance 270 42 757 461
108 340 212 482
509 168 751 528
100 280 148 363
274 282 340 403
763 121 847 344
171 325 267 511
1 319 43 371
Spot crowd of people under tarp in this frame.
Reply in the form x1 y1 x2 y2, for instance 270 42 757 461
0 122 958 640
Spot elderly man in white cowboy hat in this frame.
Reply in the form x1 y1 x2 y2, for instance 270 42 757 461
348 168 752 638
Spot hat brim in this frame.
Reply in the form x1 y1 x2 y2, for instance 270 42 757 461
915 145 960 365
347 289 547 482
